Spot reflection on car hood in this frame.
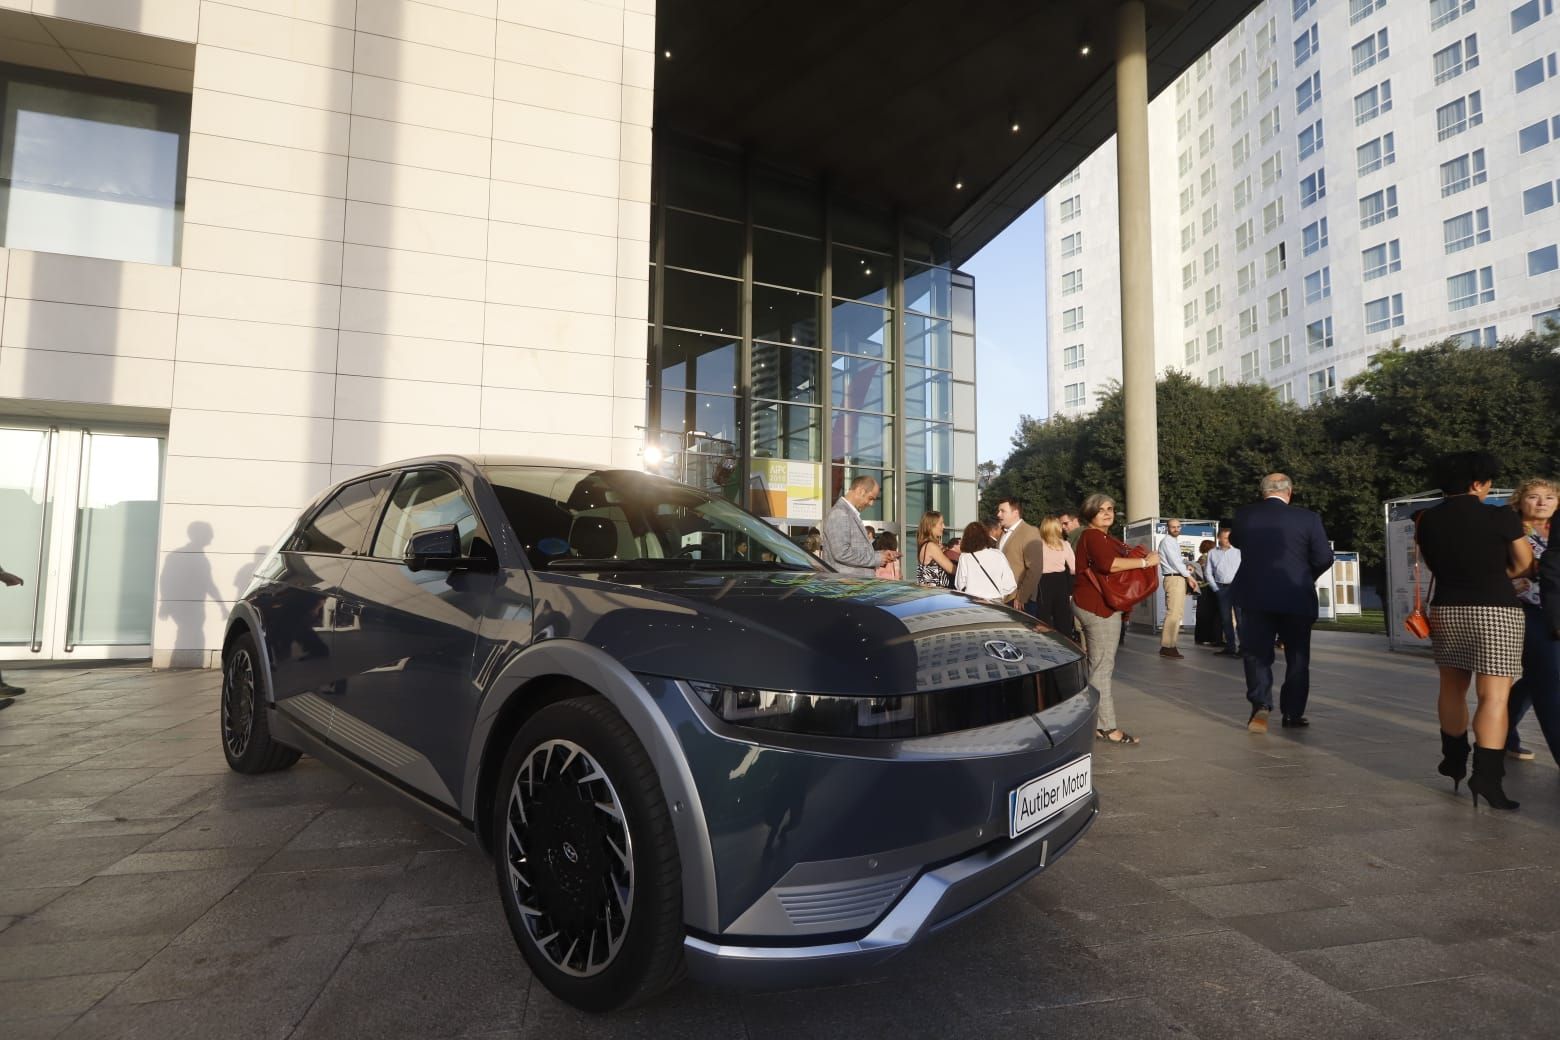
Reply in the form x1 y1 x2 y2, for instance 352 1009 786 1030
535 569 1082 696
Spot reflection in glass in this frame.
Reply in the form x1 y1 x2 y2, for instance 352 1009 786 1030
751 401 821 461
754 228 821 291
905 421 953 474
952 280 976 332
2 78 188 266
830 354 892 413
904 263 952 317
752 285 819 347
904 314 952 369
904 230 952 266
69 434 162 645
0 429 50 646
831 467 893 522
832 244 891 304
664 209 743 276
832 412 892 468
752 343 820 404
659 390 739 445
831 300 890 358
662 268 741 337
661 329 738 394
906 474 952 523
904 366 952 422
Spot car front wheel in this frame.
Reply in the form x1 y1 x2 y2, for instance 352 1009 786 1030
220 632 301 774
492 697 684 1012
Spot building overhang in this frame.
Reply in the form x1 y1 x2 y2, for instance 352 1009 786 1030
654 0 1258 264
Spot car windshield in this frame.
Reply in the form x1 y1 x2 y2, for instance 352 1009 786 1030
482 466 824 572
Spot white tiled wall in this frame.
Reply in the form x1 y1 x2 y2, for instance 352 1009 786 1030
0 0 656 666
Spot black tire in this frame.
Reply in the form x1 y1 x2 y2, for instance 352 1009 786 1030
492 697 684 1012
221 632 301 774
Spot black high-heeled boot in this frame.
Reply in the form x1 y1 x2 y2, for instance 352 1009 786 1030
1438 730 1471 792
1468 747 1520 811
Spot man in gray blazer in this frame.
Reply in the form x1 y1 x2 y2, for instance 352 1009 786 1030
821 476 896 577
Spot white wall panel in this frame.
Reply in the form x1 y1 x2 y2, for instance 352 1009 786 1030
494 60 619 119
491 140 619 197
196 2 354 68
349 115 491 177
479 427 611 462
7 251 181 311
157 503 302 554
355 0 497 57
179 269 342 328
497 0 622 44
182 223 345 283
487 222 616 276
163 456 333 507
344 201 489 260
191 90 351 154
483 342 612 393
186 135 348 198
345 159 491 219
353 31 495 96
337 330 484 384
339 286 486 342
194 46 353 112
167 408 334 464
489 181 618 237
0 346 173 408
341 244 487 302
350 72 494 138
480 386 611 435
212 0 357 29
34 0 199 40
495 21 622 81
184 178 346 241
483 302 614 353
331 418 482 466
334 372 481 426
175 315 338 373
492 101 620 159
171 362 338 418
1 298 177 359
486 262 616 314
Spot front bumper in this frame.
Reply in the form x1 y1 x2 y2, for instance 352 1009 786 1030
682 789 1098 988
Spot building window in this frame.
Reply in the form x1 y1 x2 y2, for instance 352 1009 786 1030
1267 288 1290 324
1298 119 1324 160
1229 50 1248 86
1205 285 1223 312
1177 77 1192 104
1353 81 1393 125
1352 28 1390 74
1435 92 1483 141
1196 51 1213 78
1234 175 1254 210
1309 366 1337 404
1294 23 1320 67
1206 324 1225 353
1064 382 1086 409
1296 72 1323 114
1524 180 1557 214
1232 133 1252 168
1184 300 1200 329
1433 36 1480 83
1179 148 1194 176
1182 223 1197 251
1440 149 1487 196
1359 185 1399 228
1511 0 1555 33
1230 92 1250 127
1199 126 1216 158
1258 19 1276 54
1063 306 1084 332
1198 86 1215 120
1063 343 1086 370
1061 231 1083 257
1263 197 1285 234
1356 134 1395 176
1448 266 1495 310
1202 206 1219 235
1432 0 1477 30
1239 305 1259 337
1208 366 1225 387
1236 219 1255 252
1518 116 1559 153
1261 153 1283 188
0 66 192 266
1062 166 1083 185
1515 54 1558 92
1269 334 1292 368
1365 293 1405 332
1185 338 1201 365
1259 62 1279 100
1059 195 1082 221
1182 261 1198 289
1350 0 1386 23
1277 381 1294 404
1238 261 1257 295
1303 217 1330 255
1307 316 1335 351
1300 169 1327 207
1362 239 1403 279
1266 242 1288 277
1241 349 1262 382
1443 207 1491 253
1260 108 1282 144
1201 167 1218 198
1453 326 1497 347
1294 0 1317 17
1304 266 1332 304
1530 245 1560 275
1061 269 1083 296
1538 306 1560 332
1204 244 1222 273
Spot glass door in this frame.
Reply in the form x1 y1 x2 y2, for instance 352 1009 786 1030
0 425 165 664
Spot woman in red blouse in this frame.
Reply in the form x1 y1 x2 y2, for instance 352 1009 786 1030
1073 493 1159 745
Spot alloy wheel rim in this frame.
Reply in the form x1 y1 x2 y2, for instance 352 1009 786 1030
222 649 256 758
504 738 634 977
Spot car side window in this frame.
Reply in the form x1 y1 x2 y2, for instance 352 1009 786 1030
373 469 481 559
288 476 390 556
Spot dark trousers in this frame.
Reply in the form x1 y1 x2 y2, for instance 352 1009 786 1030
1028 570 1077 641
1507 604 1560 764
1194 588 1223 645
1223 595 1243 655
1240 609 1314 717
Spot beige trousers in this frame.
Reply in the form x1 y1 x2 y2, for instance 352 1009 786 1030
1161 576 1188 647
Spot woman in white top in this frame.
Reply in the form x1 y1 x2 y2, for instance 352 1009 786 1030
953 520 1017 602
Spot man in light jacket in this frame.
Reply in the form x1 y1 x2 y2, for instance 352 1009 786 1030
821 476 896 578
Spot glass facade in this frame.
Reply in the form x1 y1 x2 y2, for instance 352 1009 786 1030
0 63 190 265
647 140 976 538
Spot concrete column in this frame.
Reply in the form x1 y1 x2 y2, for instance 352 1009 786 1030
1114 0 1160 523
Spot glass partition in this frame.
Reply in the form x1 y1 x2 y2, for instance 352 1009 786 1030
68 433 162 646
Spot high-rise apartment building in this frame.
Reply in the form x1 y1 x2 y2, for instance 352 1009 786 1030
1048 0 1560 417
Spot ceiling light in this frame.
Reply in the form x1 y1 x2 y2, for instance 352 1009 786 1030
1079 43 1092 56
1010 121 1021 133
663 49 673 59
954 178 965 190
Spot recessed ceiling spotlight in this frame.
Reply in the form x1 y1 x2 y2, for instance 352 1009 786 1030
663 49 673 59
954 178 965 190
1010 121 1021 133
1079 43 1092 57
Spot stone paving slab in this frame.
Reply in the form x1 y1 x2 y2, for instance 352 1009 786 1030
2 632 1560 1037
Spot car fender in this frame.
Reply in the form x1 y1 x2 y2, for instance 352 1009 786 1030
223 603 276 704
465 638 720 934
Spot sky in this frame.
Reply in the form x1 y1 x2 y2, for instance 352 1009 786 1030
962 203 1047 468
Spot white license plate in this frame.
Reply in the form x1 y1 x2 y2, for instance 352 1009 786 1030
1009 755 1092 839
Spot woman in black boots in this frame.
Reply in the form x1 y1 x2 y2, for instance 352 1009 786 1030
1416 452 1535 809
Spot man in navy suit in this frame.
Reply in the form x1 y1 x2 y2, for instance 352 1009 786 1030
1229 473 1335 733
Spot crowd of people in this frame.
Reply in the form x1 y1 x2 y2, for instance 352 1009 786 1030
815 461 1559 810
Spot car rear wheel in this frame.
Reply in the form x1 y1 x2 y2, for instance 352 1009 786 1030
492 697 683 1012
221 632 301 774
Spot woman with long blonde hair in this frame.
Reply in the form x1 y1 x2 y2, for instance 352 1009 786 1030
915 511 955 588
1505 476 1559 764
1034 516 1077 639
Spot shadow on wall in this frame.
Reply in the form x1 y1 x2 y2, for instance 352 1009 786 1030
232 544 269 602
158 520 220 655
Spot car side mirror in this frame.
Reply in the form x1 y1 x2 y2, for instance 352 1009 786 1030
404 524 494 573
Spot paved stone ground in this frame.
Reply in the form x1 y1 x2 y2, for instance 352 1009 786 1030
4 631 1560 1038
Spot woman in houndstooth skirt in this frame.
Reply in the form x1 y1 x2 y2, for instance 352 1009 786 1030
1416 452 1535 810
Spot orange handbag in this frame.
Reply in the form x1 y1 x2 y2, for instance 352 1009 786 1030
1405 516 1431 639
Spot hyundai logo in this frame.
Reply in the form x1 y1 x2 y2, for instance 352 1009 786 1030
984 640 1024 663
562 841 579 864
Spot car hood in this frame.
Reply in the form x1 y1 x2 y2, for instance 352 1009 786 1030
533 569 1082 696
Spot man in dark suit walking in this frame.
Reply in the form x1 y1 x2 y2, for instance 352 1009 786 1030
1229 473 1334 733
